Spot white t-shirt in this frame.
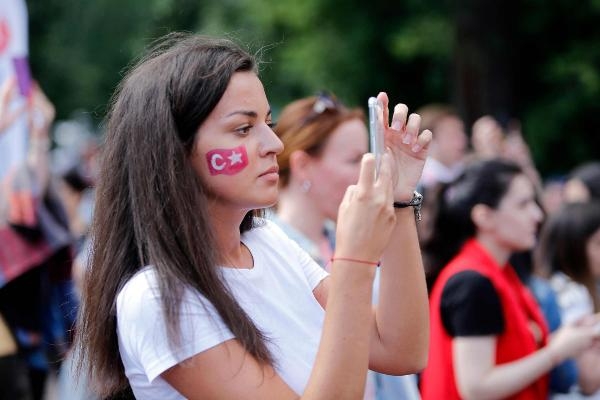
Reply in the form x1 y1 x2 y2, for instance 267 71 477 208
550 272 600 400
116 220 329 399
550 271 594 325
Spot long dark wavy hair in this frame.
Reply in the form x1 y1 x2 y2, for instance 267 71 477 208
423 159 523 289
73 33 273 397
536 201 600 312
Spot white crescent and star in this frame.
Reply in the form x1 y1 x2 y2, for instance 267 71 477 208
228 151 243 165
210 154 225 170
210 150 243 171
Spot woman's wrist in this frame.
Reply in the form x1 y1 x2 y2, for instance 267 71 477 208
328 255 377 282
394 189 415 203
544 346 561 368
330 257 380 267
393 191 423 221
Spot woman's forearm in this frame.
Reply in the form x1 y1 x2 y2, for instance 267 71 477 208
457 344 554 400
303 262 376 399
576 346 600 394
27 136 51 193
372 208 429 374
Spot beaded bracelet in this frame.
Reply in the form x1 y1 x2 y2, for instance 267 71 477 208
330 257 381 267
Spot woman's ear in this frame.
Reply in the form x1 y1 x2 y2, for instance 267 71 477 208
471 204 494 231
289 150 313 181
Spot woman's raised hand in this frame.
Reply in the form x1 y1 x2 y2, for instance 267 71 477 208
28 82 55 140
0 77 26 134
334 152 396 263
547 323 600 364
377 92 432 202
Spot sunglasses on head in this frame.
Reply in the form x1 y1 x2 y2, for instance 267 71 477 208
301 91 342 126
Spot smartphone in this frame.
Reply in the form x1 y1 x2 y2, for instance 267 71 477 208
12 56 33 98
368 97 385 177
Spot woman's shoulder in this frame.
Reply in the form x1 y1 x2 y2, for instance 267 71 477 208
550 271 594 322
550 271 589 298
442 270 497 299
116 267 161 314
246 217 295 245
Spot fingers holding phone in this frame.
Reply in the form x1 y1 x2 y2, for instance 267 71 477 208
368 97 385 177
336 153 396 261
368 92 432 201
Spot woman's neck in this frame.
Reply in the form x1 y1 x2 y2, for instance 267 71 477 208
475 234 512 267
277 187 327 247
207 201 251 268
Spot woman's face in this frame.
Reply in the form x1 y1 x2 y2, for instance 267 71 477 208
191 71 284 210
305 118 368 221
487 174 544 252
433 115 468 166
586 226 600 279
563 178 591 203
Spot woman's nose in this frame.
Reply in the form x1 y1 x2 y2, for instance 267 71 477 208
261 124 284 156
532 202 544 222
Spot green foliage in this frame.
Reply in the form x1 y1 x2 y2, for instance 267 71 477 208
389 14 453 61
26 0 599 176
514 0 600 174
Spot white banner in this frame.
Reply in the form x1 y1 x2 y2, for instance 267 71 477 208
0 0 30 179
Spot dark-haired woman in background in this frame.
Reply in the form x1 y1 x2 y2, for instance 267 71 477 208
537 201 600 398
420 159 599 400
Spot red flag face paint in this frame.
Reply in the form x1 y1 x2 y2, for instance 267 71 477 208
206 145 249 175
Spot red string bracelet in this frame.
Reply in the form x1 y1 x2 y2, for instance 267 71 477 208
329 257 381 267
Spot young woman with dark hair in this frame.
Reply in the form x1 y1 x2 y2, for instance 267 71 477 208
74 33 432 399
420 159 599 400
537 201 600 397
564 162 600 203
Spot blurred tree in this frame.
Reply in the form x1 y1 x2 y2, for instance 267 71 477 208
452 0 600 175
26 0 599 176
27 0 204 121
514 0 600 175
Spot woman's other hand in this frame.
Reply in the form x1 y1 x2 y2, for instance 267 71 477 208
378 92 432 202
547 323 600 364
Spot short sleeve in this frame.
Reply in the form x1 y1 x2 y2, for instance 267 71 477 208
550 272 594 325
440 270 504 337
117 270 235 383
263 220 328 290
294 239 329 290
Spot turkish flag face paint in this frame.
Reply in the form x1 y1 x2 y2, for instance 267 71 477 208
206 145 249 176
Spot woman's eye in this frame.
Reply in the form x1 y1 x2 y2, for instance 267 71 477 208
236 125 252 135
267 121 277 129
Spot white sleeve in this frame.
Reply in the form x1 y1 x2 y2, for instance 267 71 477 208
551 274 594 324
292 237 329 290
117 274 235 383
263 220 328 290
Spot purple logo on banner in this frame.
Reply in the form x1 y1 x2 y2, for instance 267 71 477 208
12 56 31 97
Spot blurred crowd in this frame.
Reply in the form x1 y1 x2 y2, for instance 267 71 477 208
0 77 98 399
269 92 600 400
1 71 599 400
